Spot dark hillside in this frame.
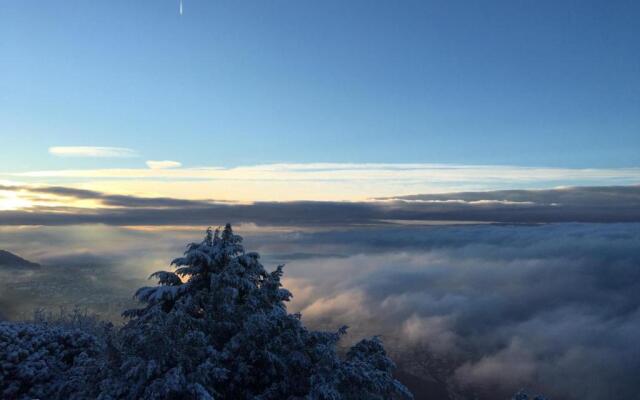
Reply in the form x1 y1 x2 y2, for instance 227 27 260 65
0 250 40 269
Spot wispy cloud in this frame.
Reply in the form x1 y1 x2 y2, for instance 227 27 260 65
146 160 182 169
48 146 138 158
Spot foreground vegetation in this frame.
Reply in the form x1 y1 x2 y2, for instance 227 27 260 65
1 225 411 399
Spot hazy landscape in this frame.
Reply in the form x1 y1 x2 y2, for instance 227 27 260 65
2 193 639 398
2 1 639 399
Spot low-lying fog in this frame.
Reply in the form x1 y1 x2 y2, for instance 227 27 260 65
1 223 639 399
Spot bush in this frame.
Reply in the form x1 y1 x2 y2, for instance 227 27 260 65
0 322 103 399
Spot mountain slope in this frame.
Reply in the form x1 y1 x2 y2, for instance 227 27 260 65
0 250 40 269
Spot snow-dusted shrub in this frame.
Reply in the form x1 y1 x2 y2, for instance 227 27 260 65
0 321 103 399
511 390 548 400
99 224 412 399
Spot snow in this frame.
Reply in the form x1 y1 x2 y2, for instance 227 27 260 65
0 225 413 399
0 321 103 399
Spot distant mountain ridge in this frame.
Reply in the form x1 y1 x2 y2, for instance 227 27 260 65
0 250 40 268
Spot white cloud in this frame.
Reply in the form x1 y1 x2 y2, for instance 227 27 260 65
48 146 138 158
17 162 640 183
146 160 182 169
401 314 458 353
455 338 537 390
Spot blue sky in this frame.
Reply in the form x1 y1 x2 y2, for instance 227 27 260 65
1 0 639 173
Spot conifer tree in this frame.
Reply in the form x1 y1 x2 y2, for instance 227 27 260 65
99 224 413 399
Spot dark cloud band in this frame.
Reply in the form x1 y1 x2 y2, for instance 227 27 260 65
0 184 638 226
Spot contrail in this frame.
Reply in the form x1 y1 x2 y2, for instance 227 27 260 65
179 0 183 15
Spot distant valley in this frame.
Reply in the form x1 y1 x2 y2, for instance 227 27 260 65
0 250 138 321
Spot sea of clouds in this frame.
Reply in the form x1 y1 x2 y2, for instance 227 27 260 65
1 222 639 399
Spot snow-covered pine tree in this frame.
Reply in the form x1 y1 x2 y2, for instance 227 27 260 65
101 224 413 399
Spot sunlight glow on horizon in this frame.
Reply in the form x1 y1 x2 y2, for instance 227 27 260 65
2 163 639 203
0 191 31 211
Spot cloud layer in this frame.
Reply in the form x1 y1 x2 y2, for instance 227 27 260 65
0 184 638 226
6 163 640 201
1 223 638 400
262 223 640 400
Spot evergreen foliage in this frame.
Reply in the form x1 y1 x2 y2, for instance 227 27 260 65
0 322 102 399
0 225 413 400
